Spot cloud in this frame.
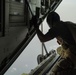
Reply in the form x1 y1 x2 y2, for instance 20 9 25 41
11 67 17 72
25 64 28 67
13 67 17 71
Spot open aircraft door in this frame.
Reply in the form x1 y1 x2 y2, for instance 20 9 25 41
0 0 62 75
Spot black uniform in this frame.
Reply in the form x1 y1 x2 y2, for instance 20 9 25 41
47 21 76 45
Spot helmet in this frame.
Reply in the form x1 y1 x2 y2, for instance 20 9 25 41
46 11 60 28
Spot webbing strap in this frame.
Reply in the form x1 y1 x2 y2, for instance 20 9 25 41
56 58 74 75
56 70 72 75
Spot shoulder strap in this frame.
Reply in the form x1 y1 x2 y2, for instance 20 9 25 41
51 58 75 75
56 58 74 75
58 58 74 69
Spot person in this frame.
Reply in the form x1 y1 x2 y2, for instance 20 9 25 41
33 11 76 75
33 11 76 54
48 43 76 75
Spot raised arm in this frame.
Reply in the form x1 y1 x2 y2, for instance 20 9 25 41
31 15 56 42
35 26 56 42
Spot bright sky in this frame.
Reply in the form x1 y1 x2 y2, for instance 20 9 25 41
4 0 76 75
56 0 76 23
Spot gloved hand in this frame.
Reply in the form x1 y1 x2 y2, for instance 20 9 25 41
30 15 39 28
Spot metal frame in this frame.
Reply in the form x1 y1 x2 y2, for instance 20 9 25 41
0 0 5 36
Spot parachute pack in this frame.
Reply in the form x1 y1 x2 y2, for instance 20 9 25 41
66 22 76 44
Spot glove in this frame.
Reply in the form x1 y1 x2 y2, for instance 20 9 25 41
30 15 39 28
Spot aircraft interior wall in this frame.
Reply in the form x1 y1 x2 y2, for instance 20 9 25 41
0 0 62 74
0 0 42 74
0 0 29 74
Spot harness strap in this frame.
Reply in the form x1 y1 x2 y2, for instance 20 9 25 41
56 58 74 75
